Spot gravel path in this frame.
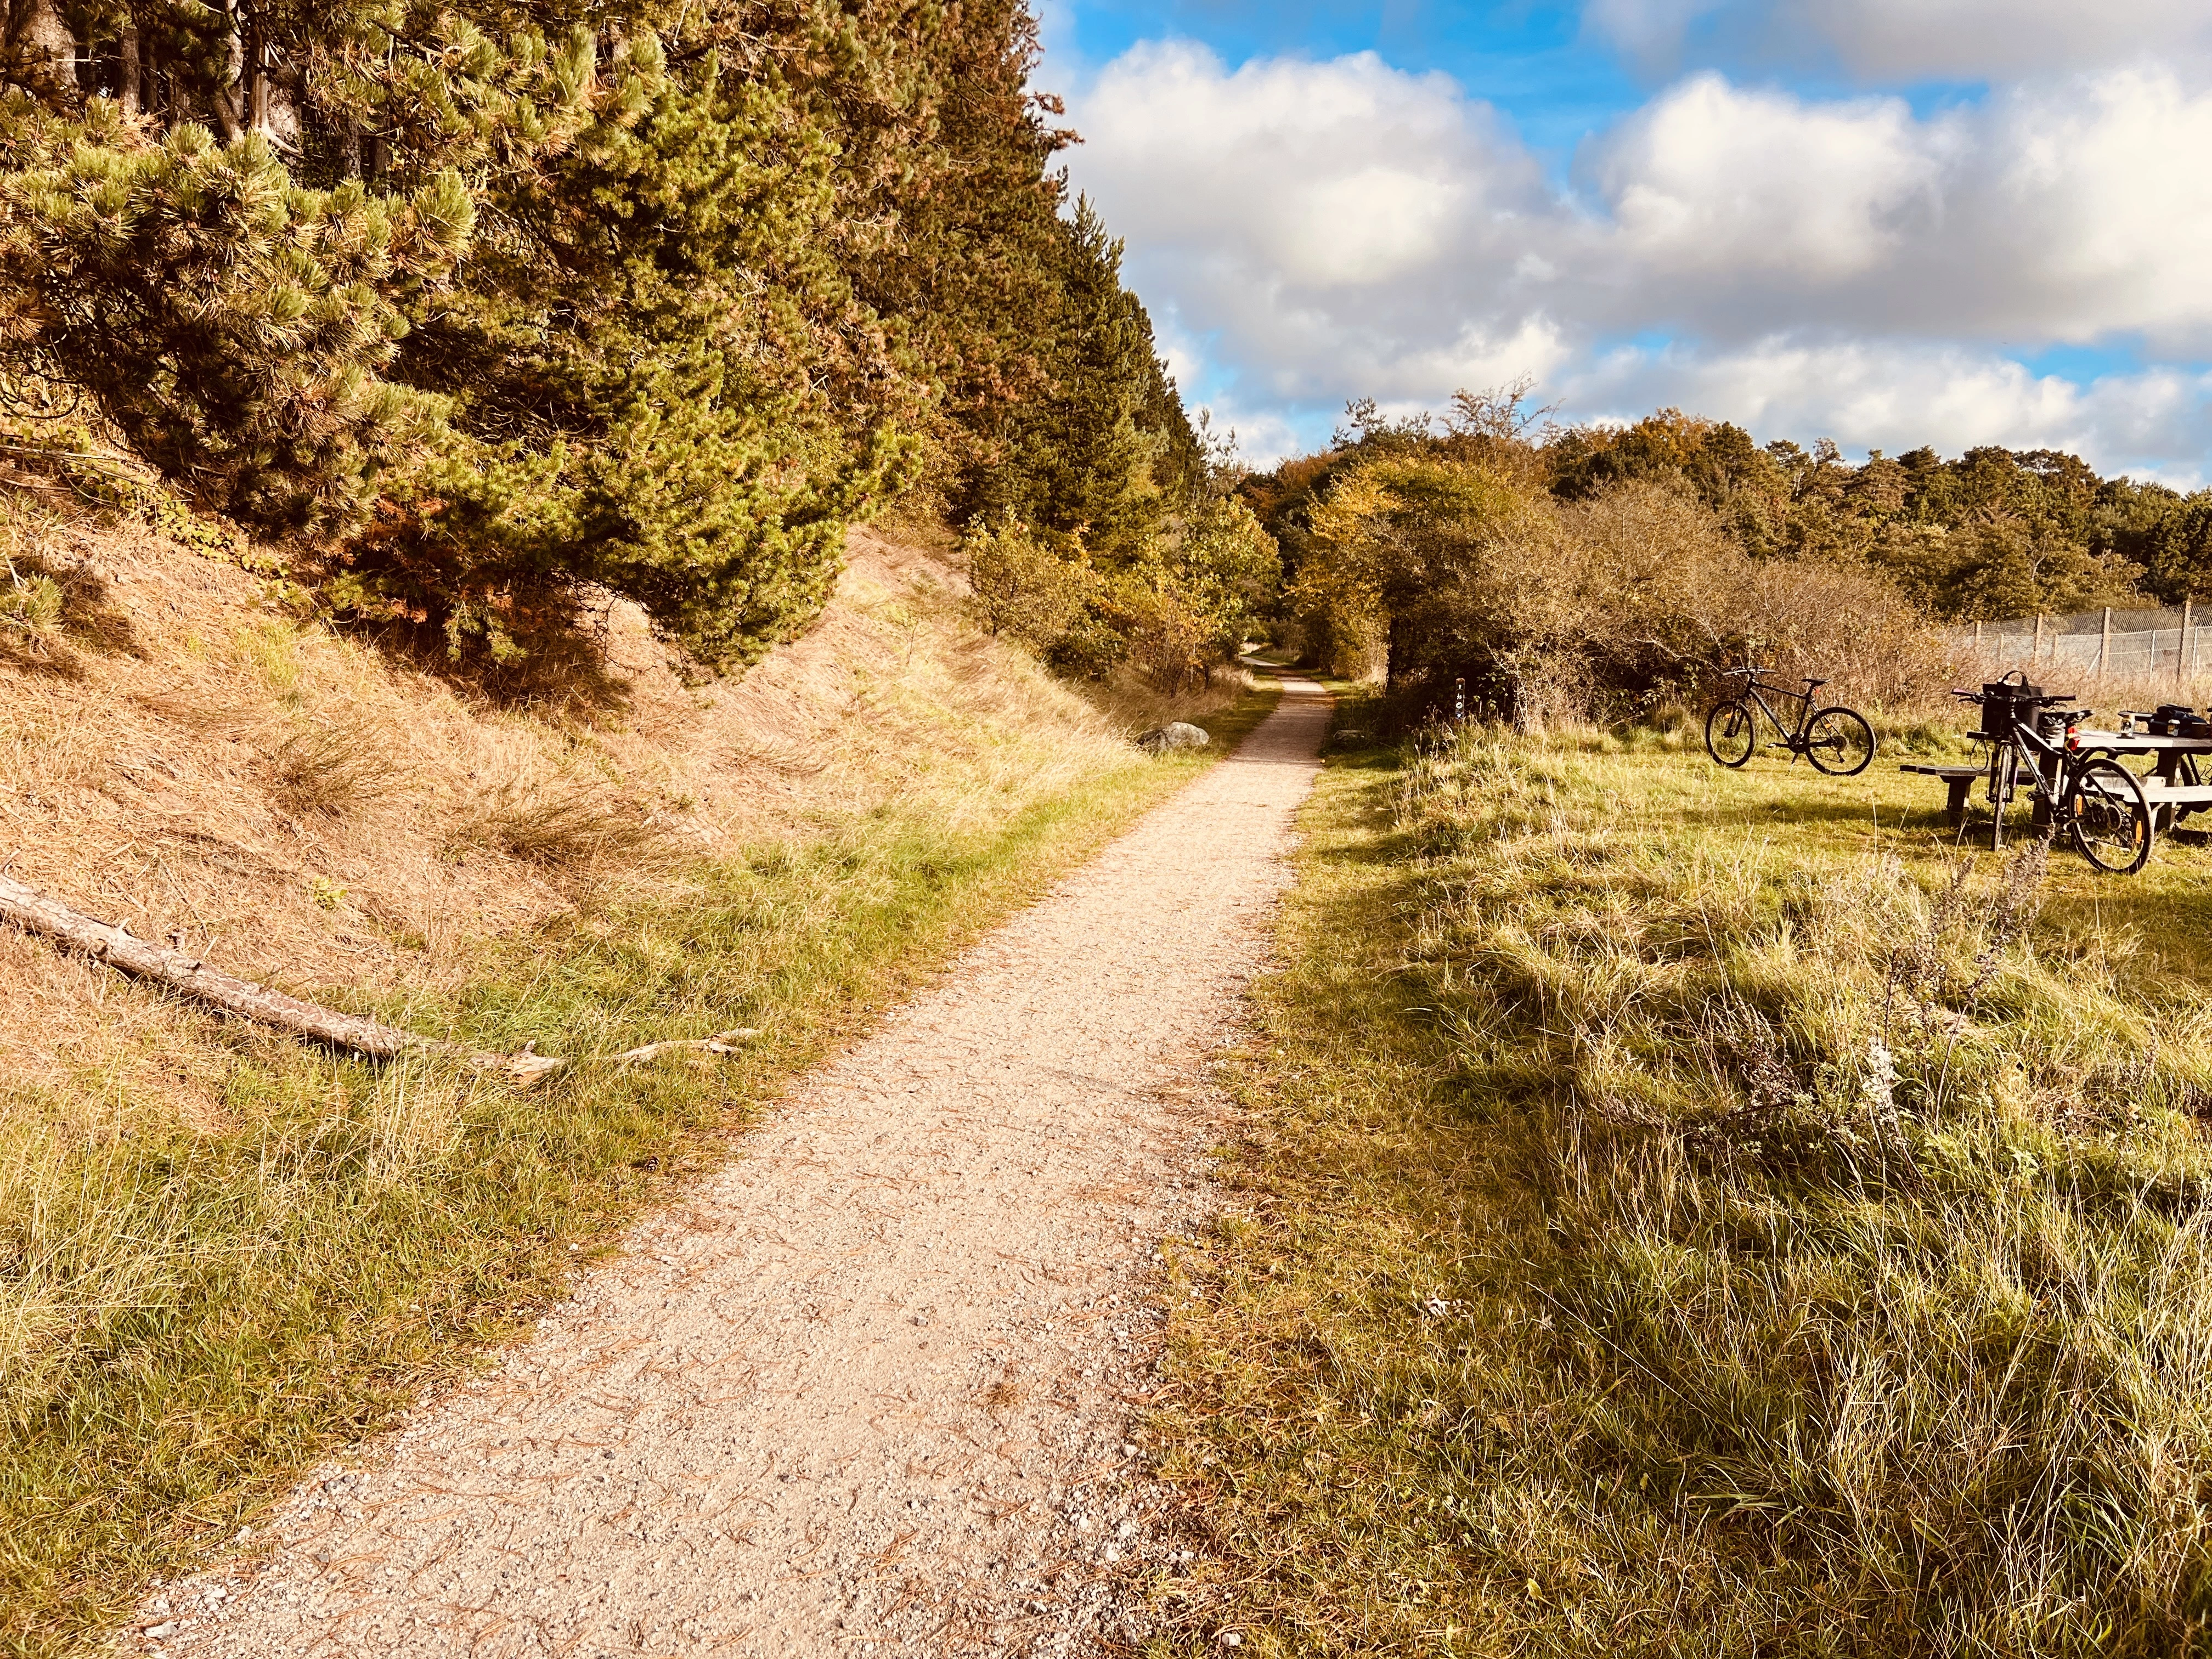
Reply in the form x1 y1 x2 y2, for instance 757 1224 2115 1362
144 677 1330 1659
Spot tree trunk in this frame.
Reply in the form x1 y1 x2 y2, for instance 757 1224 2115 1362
2 873 428 1057
119 20 140 115
245 26 268 134
215 8 244 140
4 0 76 98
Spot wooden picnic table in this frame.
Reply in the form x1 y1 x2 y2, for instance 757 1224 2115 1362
1903 727 2212 828
2068 730 2212 821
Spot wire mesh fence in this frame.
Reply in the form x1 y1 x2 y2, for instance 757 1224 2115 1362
1957 605 2212 682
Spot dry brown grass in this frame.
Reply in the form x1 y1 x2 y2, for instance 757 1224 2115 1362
1084 661 1257 735
0 509 1174 1141
262 716 409 819
456 766 665 868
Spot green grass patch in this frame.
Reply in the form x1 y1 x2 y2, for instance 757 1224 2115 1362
0 686 1278 1657
1146 704 2212 1657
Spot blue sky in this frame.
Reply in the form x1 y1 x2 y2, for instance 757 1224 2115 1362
1056 2 1643 151
1040 0 2212 480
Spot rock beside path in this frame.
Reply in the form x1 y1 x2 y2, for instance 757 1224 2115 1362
1137 721 1209 753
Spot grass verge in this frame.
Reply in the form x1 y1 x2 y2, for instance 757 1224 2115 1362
1146 699 2212 1656
0 685 1278 1656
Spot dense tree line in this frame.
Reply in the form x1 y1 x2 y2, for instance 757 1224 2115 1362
1250 387 2212 722
1246 393 2212 654
1541 412 2212 620
0 0 1237 678
1260 409 1937 723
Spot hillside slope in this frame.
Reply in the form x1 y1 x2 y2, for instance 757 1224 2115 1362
2 515 1172 1125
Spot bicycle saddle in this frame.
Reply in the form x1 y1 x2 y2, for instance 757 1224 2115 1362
1802 678 1827 690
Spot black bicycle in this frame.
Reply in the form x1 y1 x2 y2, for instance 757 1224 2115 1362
1950 675 2153 873
1705 668 1875 775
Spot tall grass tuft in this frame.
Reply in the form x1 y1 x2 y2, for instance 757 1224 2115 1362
457 768 665 867
263 718 406 819
1153 710 2212 1656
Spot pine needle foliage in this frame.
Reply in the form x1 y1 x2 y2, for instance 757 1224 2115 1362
0 96 466 529
0 0 1237 674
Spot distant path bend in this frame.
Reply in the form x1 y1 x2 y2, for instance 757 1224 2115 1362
161 675 1333 1658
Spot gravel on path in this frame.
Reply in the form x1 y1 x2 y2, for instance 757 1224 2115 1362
144 676 1331 1659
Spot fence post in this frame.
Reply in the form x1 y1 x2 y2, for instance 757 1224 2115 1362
2033 613 2045 666
2099 606 2112 683
2186 598 2196 690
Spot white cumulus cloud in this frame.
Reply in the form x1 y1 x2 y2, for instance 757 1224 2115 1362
1594 76 1950 281
1068 41 1568 406
1059 36 2212 476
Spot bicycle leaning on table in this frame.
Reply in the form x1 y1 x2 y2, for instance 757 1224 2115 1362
1704 667 1876 776
1950 672 2153 874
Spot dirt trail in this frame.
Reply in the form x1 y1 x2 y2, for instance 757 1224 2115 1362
147 678 1331 1659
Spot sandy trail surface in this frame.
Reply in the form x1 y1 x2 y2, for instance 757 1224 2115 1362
147 678 1330 1658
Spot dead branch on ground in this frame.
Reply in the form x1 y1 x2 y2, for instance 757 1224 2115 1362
0 871 563 1086
613 1030 762 1063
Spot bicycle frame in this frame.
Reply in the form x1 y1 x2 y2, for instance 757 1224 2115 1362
1707 668 1875 777
1978 703 2090 839
1733 676 1816 753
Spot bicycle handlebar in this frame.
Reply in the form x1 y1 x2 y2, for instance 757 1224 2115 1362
1725 667 1825 684
1950 688 2078 705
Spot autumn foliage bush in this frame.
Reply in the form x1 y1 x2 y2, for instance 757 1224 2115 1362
965 492 1279 691
1291 451 1957 726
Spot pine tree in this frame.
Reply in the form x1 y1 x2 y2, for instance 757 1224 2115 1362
383 33 912 668
0 93 468 527
972 197 1198 560
1 0 1263 675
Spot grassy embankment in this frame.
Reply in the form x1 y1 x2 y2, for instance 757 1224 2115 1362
1149 703 2212 1656
0 624 1277 1652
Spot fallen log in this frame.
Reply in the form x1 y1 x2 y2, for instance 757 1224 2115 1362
0 871 563 1086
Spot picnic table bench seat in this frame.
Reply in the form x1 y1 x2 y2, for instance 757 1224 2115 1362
1899 761 1984 825
2137 779 2212 809
1904 761 2212 827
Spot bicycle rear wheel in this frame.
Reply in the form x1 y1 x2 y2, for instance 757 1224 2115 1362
2065 758 2153 874
1804 706 1875 776
1705 700 1756 766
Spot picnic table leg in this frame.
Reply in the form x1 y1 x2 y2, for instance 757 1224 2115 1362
1946 775 1972 827
2154 752 2181 833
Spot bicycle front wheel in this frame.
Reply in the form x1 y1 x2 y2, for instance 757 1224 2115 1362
1706 701 1756 767
1804 707 1875 776
2065 758 2153 874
